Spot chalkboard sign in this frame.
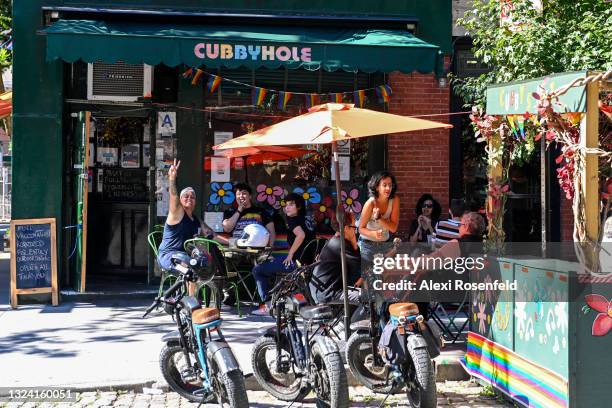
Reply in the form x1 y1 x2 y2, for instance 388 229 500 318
10 218 58 308
102 168 148 202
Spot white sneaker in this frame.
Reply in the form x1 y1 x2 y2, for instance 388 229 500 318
251 304 271 316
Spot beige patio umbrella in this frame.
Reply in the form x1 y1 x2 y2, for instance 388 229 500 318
213 103 452 338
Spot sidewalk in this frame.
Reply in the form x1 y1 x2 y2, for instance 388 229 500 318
0 256 468 391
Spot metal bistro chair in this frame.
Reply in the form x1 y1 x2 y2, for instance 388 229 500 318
183 238 242 317
298 237 329 265
146 227 177 298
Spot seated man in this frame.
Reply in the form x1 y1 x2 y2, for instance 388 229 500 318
433 198 466 248
222 182 275 246
309 211 361 304
157 160 217 295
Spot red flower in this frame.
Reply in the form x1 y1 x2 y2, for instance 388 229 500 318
585 294 612 336
312 196 335 224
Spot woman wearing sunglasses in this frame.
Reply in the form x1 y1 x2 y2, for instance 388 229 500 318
409 193 441 244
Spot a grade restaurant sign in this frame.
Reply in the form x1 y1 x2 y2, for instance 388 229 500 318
194 43 312 63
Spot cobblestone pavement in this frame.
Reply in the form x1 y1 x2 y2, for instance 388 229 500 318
0 381 514 408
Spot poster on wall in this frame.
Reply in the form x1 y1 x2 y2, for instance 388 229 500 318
121 144 140 168
157 112 176 137
97 147 118 166
143 123 150 142
204 212 225 233
214 131 233 148
211 157 230 182
143 144 150 167
156 169 170 217
330 156 350 181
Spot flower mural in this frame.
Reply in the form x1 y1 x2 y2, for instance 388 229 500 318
312 196 335 224
585 294 612 336
209 182 235 205
477 303 487 334
293 187 321 205
256 184 283 206
341 189 362 213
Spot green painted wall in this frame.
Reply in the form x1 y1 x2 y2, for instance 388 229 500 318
58 1 452 52
13 2 66 279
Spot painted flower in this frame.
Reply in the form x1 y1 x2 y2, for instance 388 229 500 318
585 294 612 336
293 187 321 205
341 189 362 213
312 196 335 224
209 182 235 205
554 301 568 334
256 184 283 206
477 303 487 334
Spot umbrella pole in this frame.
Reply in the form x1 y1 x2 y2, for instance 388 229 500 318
332 141 351 340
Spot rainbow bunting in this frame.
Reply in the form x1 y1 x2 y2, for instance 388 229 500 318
207 75 222 94
375 85 392 103
252 87 268 106
507 115 519 139
517 115 526 139
353 90 366 108
278 91 292 110
331 93 344 103
181 68 194 79
305 94 320 108
191 69 204 86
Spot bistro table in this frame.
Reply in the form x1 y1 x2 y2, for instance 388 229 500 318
219 243 274 305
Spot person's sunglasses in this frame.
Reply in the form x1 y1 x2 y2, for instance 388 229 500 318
422 204 433 209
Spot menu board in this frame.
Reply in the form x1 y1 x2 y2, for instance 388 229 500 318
102 168 148 202
10 218 58 308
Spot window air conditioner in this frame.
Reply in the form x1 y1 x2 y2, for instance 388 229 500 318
87 61 153 102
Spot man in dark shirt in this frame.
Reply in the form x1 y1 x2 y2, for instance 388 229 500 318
309 211 361 304
252 193 314 316
222 183 275 245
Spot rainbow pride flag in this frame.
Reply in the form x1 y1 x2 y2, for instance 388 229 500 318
331 93 344 103
191 69 204 86
252 87 268 106
207 75 222 94
353 90 366 108
181 67 194 79
375 85 392 103
305 94 320 108
278 91 292 110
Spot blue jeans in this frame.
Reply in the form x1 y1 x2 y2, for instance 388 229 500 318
158 251 185 273
358 239 392 263
252 258 296 303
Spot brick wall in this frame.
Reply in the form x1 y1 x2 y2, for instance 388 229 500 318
387 70 451 234
560 193 574 241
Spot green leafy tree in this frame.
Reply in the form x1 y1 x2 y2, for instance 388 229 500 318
454 0 612 106
0 0 11 89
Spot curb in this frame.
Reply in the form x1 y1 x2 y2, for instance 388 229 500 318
20 360 469 396
60 290 159 302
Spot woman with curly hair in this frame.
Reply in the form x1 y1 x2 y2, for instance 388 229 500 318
409 193 441 244
358 171 400 262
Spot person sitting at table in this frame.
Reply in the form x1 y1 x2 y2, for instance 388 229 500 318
408 193 441 244
222 182 275 246
157 159 217 295
309 211 362 304
251 193 315 316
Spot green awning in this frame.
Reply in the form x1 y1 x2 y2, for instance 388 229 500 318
42 19 442 74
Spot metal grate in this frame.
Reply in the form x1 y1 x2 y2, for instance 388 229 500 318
91 61 145 97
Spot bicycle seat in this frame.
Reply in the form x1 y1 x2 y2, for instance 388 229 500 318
299 305 333 321
389 302 419 318
192 307 220 324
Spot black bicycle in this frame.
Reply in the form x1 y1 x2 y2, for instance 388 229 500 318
250 263 350 408
143 244 248 407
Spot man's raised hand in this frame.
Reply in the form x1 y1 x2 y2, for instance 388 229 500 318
168 159 181 180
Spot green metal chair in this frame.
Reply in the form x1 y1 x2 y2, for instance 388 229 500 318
147 229 177 297
184 237 242 317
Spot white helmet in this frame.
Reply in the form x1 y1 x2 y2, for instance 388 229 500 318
237 224 270 248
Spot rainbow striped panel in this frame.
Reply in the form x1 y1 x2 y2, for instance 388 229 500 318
207 75 222 93
462 332 568 408
376 85 392 103
353 90 365 108
278 91 292 110
191 68 204 85
252 87 268 106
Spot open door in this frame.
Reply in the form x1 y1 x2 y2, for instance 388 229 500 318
71 111 90 292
